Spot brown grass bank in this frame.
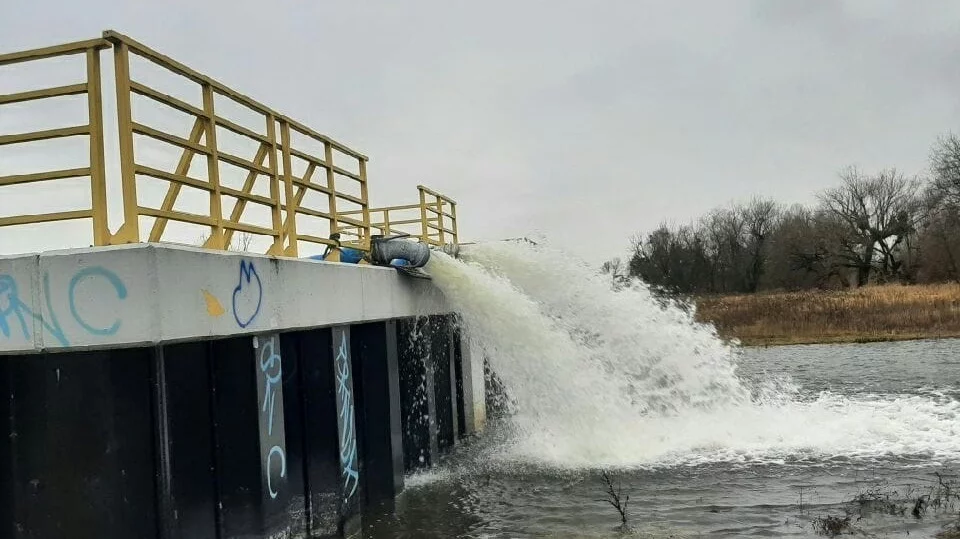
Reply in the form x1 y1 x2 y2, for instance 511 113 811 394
695 283 960 346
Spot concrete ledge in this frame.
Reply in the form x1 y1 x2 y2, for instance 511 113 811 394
0 243 449 354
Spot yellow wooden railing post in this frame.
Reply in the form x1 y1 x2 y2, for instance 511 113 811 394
109 39 141 244
324 142 339 236
279 119 298 256
200 83 225 249
450 200 459 245
435 194 445 245
418 187 429 243
266 114 284 255
85 47 109 246
358 158 371 249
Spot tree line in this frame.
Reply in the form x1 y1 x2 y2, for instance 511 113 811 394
606 134 960 294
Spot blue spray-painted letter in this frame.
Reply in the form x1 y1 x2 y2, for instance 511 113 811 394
232 260 262 328
69 267 128 335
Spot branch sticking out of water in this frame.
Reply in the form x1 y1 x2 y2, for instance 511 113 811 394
812 514 853 537
598 471 630 525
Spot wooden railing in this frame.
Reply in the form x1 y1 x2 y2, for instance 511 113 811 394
0 38 112 244
341 185 458 247
1 31 378 255
106 31 370 255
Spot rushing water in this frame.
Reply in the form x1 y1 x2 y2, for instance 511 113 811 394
366 241 960 538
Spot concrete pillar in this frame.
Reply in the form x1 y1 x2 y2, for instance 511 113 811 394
453 318 486 435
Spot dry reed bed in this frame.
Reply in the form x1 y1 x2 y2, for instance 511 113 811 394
695 283 960 346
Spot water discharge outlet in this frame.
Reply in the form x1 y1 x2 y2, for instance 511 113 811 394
368 235 435 279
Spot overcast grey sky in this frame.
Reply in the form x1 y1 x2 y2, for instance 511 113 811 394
3 0 960 260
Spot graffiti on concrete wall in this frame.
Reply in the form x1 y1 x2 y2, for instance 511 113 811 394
202 289 225 317
200 258 263 327
0 266 128 346
334 329 360 501
233 260 262 328
256 334 287 500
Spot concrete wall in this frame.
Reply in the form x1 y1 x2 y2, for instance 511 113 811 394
0 242 490 538
0 243 448 354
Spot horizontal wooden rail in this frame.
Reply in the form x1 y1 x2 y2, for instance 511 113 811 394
129 81 203 117
133 123 209 154
0 209 93 227
0 168 91 187
297 233 338 247
0 84 88 105
138 206 215 227
418 184 457 205
0 38 109 66
219 150 271 175
217 116 270 144
0 125 89 146
103 30 367 160
286 205 332 221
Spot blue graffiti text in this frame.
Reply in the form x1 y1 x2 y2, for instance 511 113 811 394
259 336 286 499
335 332 360 501
0 267 127 347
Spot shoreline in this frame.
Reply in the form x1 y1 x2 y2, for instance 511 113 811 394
729 332 960 348
693 283 960 348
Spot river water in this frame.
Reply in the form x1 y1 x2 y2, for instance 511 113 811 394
367 242 960 538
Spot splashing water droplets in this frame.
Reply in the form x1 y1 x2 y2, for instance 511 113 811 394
427 241 960 469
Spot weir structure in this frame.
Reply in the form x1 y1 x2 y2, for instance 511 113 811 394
0 32 482 538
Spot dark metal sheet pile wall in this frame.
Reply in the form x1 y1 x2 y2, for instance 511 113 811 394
0 314 463 539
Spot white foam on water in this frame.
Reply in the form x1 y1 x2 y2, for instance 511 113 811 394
404 467 455 489
426 241 960 469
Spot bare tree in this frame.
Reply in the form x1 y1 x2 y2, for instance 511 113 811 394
629 225 678 289
740 197 781 292
601 258 623 275
195 231 255 252
916 187 960 282
700 207 749 293
627 222 715 294
600 257 629 288
758 205 852 290
628 233 644 261
930 133 960 208
231 232 254 252
818 166 923 285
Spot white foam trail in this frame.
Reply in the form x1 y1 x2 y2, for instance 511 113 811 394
426 241 960 469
